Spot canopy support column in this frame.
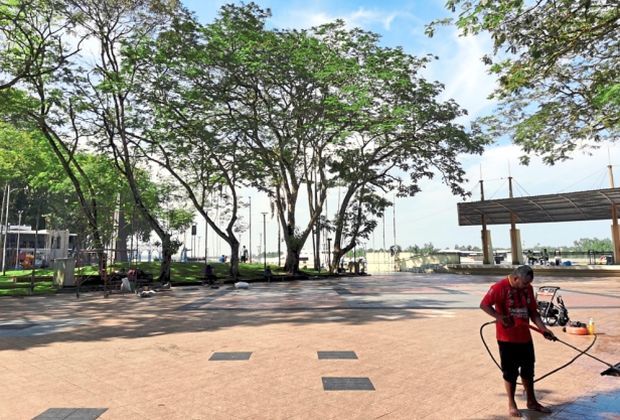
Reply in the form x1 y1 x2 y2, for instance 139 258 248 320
480 180 492 264
508 177 524 265
610 205 620 264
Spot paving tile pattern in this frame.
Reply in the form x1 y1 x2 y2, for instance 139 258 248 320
0 273 618 419
317 351 358 360
33 408 107 419
322 377 375 391
209 352 252 361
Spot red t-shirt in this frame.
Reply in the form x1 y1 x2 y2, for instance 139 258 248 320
481 278 538 343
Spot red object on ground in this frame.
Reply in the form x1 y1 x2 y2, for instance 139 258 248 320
566 326 589 335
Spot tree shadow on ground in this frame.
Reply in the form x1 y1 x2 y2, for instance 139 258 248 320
0 276 472 351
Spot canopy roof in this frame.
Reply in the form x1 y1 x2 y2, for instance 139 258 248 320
457 188 620 226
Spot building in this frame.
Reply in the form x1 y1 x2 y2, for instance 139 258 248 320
0 225 77 268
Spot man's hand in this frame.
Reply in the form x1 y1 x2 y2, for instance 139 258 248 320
500 315 515 328
543 330 557 341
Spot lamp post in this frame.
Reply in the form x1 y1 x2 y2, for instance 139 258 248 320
15 210 23 269
277 221 281 268
249 196 252 263
204 215 208 265
2 185 24 275
261 212 267 271
1 184 10 275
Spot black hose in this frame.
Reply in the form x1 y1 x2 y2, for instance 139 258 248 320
479 321 597 383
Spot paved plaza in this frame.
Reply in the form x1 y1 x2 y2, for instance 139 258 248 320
1 273 619 419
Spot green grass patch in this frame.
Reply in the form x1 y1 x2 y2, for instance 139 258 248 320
0 268 57 296
0 261 331 296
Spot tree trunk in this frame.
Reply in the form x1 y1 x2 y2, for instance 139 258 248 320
285 248 300 274
115 209 128 262
331 245 344 274
228 238 240 279
159 236 173 283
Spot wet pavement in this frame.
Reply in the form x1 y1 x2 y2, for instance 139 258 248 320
0 272 618 419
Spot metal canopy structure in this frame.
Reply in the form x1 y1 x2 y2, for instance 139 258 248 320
458 188 620 226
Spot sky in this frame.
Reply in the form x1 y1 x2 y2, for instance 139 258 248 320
177 0 620 257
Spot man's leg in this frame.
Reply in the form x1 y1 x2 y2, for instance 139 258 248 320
521 377 551 413
504 380 521 417
499 342 522 417
521 341 552 413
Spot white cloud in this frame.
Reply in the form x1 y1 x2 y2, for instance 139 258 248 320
271 7 404 31
394 142 620 250
422 30 497 120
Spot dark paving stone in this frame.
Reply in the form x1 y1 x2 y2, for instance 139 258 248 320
0 323 36 330
317 351 358 360
322 377 375 391
33 408 107 419
209 352 252 361
333 286 352 295
176 289 231 311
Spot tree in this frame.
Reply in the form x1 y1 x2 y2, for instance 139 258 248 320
188 4 341 273
124 8 248 278
0 0 79 90
0 121 170 260
59 0 184 283
310 22 488 271
570 237 612 253
0 85 113 287
431 0 619 164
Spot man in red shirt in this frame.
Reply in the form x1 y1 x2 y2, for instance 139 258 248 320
480 265 556 417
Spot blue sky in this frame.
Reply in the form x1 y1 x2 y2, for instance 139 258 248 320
179 0 620 255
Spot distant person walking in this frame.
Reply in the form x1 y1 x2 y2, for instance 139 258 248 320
241 246 248 263
480 265 556 417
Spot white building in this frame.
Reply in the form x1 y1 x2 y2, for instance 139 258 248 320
0 225 77 268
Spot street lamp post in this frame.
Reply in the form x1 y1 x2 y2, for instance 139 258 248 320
15 210 23 269
204 215 208 265
249 196 252 263
261 212 267 271
1 184 10 274
2 185 23 275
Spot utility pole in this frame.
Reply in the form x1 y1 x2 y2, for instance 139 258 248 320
204 216 208 265
0 184 6 273
392 196 396 247
261 212 267 271
249 196 252 263
2 184 12 275
277 221 281 268
15 210 23 268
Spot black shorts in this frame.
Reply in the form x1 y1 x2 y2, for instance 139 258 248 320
498 341 535 383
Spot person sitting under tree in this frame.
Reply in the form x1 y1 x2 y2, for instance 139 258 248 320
202 264 217 286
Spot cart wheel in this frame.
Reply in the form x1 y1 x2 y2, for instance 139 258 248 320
558 313 569 326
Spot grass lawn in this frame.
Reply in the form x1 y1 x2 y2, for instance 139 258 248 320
0 261 329 297
0 268 56 297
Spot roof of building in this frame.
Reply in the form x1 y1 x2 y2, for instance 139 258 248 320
457 187 620 226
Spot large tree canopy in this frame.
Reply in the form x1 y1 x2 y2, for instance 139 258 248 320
431 0 620 164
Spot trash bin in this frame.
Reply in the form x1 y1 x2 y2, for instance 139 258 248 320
606 255 614 265
53 257 75 287
494 255 502 264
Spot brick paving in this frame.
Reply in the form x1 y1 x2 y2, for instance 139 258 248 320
0 273 618 419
